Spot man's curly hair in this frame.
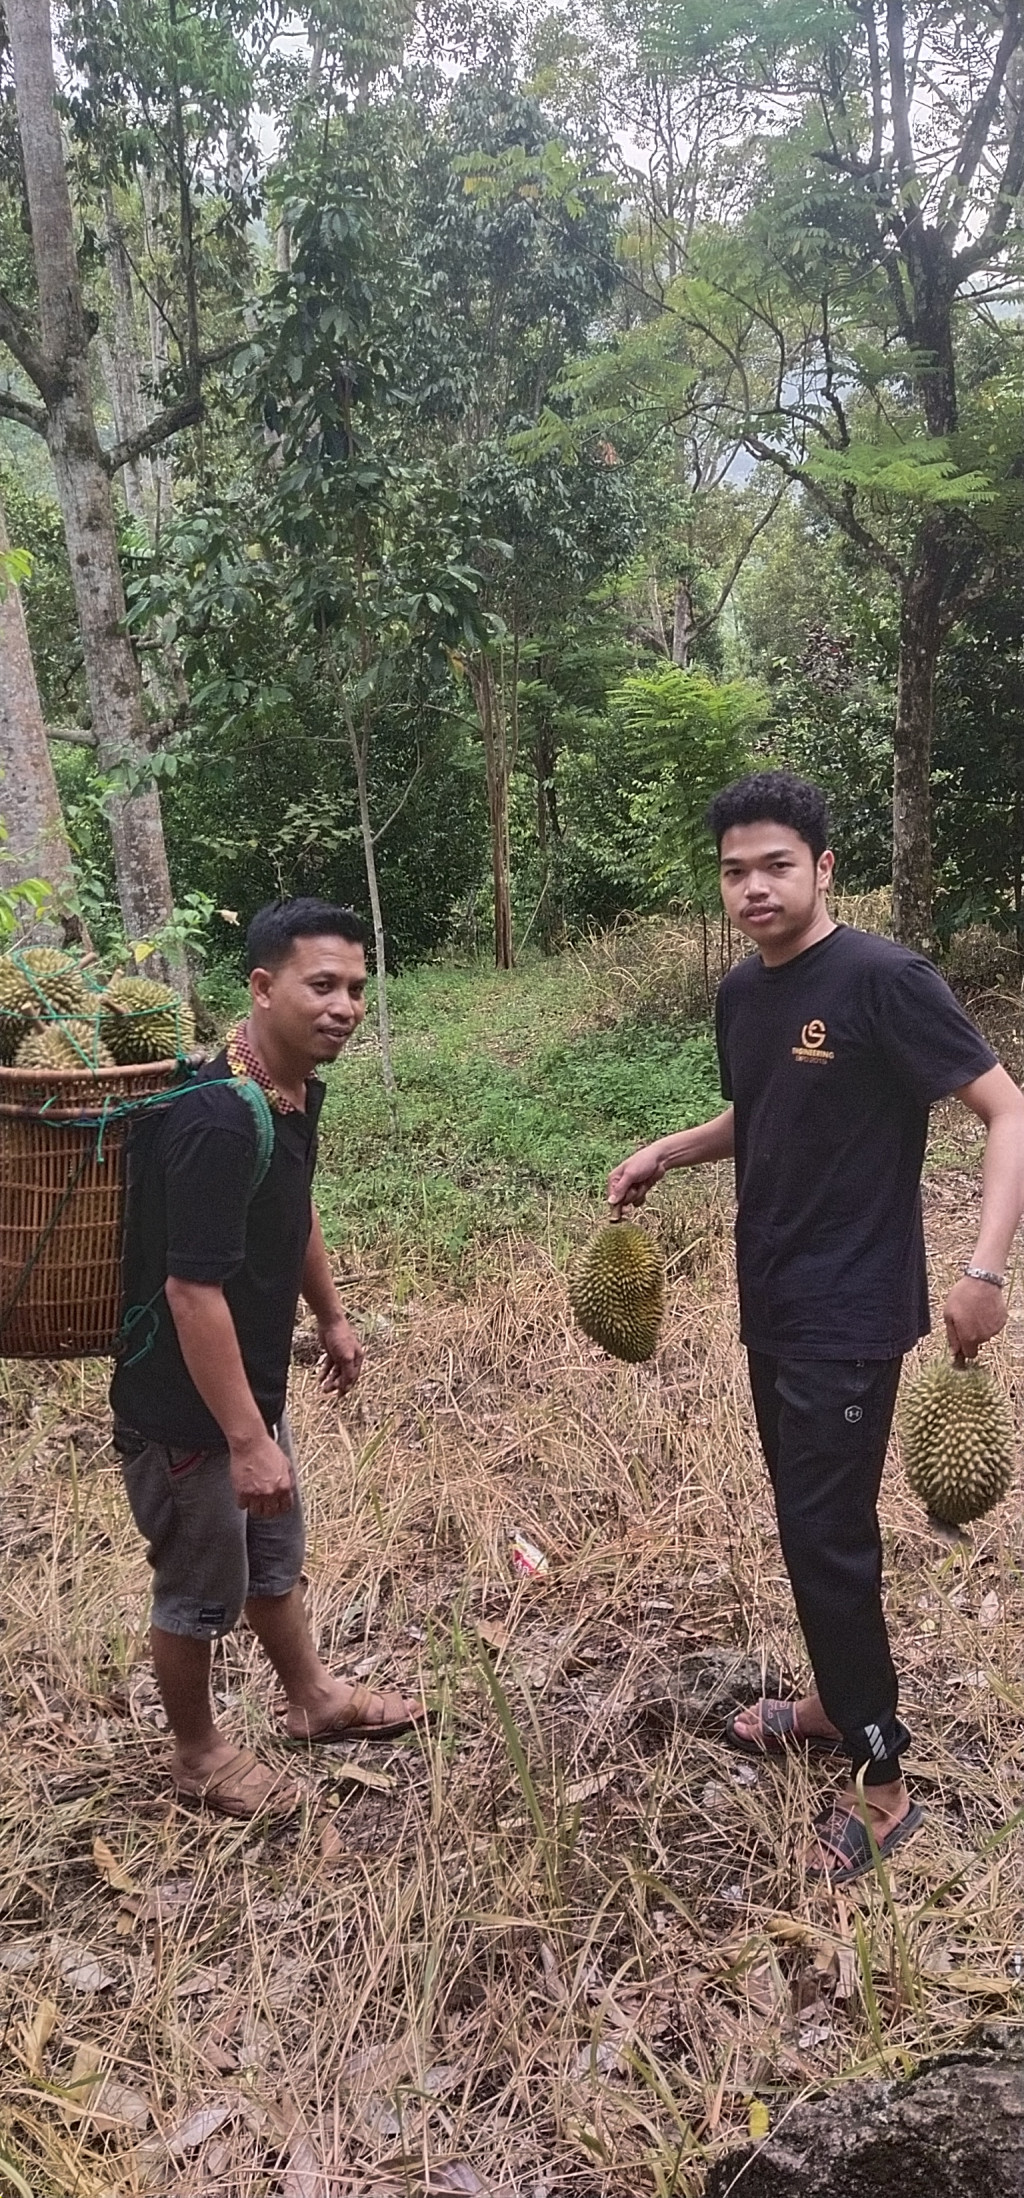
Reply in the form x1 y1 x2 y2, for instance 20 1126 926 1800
706 772 831 863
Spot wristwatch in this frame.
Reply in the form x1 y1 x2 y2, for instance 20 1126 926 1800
962 1265 1006 1289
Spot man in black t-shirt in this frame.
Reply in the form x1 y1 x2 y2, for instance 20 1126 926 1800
112 898 423 1819
609 773 1024 1884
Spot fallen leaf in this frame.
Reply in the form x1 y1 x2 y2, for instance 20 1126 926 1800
829 1946 857 2001
924 1968 1017 1998
0 1941 40 1975
22 1997 58 2076
748 2100 770 2141
419 2063 464 2098
358 2096 404 2140
573 2039 623 2077
538 1942 567 2004
53 1944 115 1995
92 1836 140 1896
198 2024 238 2075
282 2134 324 2198
174 1962 233 1997
475 1619 509 1655
700 1780 730 1809
61 2042 151 2133
121 1877 195 1924
564 1770 615 1806
796 2002 832 2051
319 1822 345 1863
424 2164 492 2195
164 2100 235 2154
745 1963 787 2020
327 1761 396 1795
978 1590 1001 1629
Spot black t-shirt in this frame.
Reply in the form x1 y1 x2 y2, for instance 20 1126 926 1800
110 1051 324 1445
714 926 996 1359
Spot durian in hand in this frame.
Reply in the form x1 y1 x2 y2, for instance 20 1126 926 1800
900 1354 1014 1526
15 1020 115 1072
99 974 195 1063
569 1215 665 1363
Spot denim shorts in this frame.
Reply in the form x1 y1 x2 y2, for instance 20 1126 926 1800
114 1411 306 1639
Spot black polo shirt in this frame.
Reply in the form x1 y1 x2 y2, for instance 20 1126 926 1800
110 1051 324 1445
714 926 996 1359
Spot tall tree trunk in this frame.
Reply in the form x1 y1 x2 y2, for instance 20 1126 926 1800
0 492 77 936
534 717 563 953
671 577 695 667
139 174 174 530
469 652 514 969
5 0 181 983
344 703 397 1114
891 522 947 954
99 194 158 535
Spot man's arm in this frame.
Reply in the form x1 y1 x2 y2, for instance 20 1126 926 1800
164 1278 294 1516
608 1107 735 1211
301 1206 363 1397
942 1064 1024 1357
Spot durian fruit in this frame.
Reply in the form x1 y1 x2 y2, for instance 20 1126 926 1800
900 1354 1014 1526
7 946 88 1017
99 974 195 1063
569 1217 666 1363
0 957 31 1062
15 1020 115 1072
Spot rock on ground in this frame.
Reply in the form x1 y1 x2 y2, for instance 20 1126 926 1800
705 2033 1024 2198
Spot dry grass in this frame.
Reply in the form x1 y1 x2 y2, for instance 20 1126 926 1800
1 1160 1023 2198
575 892 895 1032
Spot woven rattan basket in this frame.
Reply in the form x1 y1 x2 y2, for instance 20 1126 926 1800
0 1056 182 1358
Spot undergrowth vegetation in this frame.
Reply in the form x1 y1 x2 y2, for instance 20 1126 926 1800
1 917 1021 2197
314 952 722 1278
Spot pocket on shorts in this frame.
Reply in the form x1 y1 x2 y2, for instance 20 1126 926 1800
164 1443 211 1480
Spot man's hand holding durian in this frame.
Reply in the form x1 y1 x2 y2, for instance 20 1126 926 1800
608 1109 735 1212
941 1061 1024 1359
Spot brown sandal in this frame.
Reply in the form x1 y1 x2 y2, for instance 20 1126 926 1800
283 1682 427 1748
724 1698 844 1758
807 1799 925 1883
174 1746 303 1820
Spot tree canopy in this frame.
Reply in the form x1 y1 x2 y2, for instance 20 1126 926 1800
2 0 1024 980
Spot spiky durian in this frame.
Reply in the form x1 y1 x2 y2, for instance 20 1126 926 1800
6 946 88 1018
900 1355 1014 1526
15 1020 115 1072
99 975 195 1063
0 957 31 1062
569 1219 666 1363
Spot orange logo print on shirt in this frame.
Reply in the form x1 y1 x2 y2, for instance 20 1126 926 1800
792 1018 836 1063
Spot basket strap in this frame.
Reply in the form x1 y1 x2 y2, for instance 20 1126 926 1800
114 1075 277 1367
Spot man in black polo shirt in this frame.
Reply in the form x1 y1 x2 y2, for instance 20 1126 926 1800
112 898 423 1818
609 773 1024 1882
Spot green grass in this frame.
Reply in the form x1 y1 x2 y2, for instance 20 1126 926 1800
312 957 721 1276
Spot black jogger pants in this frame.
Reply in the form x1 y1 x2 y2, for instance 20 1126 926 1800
747 1351 910 1785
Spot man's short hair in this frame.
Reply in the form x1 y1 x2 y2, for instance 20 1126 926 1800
245 898 367 974
706 772 831 864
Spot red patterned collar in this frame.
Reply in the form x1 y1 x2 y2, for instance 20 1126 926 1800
225 1020 300 1115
